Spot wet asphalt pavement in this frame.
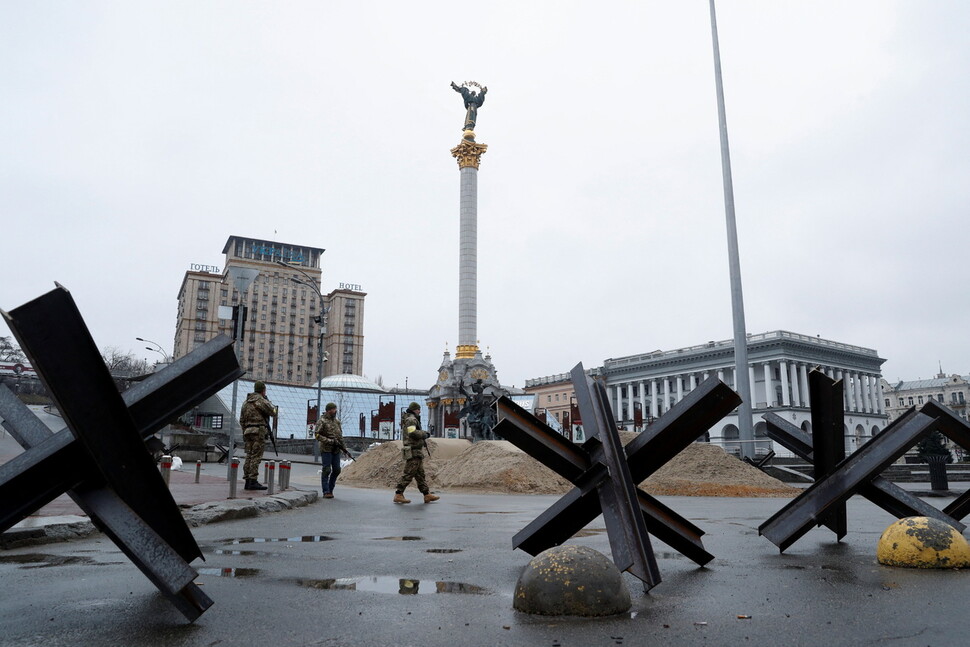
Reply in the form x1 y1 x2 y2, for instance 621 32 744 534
2 480 969 647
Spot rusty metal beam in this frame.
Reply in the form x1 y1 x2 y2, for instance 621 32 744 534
760 408 938 552
572 364 659 588
764 410 965 531
0 285 242 621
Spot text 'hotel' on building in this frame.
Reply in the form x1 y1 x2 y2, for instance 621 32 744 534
174 235 365 387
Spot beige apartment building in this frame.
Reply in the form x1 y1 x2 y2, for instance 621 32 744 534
324 286 366 376
523 373 575 424
174 235 365 386
880 371 969 425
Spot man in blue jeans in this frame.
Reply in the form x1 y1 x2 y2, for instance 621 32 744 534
314 402 345 498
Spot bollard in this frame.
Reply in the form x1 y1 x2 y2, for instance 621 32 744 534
267 460 276 495
928 455 949 491
264 461 269 484
281 460 291 490
160 454 172 487
195 460 202 484
228 457 239 499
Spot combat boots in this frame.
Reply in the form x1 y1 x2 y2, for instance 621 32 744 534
423 493 440 503
245 479 268 491
393 492 411 504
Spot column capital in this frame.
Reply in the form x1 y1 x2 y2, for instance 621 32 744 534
451 140 488 169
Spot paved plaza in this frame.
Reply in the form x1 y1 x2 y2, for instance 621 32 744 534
1 421 968 647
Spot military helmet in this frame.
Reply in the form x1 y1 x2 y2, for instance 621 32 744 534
408 402 421 412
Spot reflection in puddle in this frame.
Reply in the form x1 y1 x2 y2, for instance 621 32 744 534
211 549 264 557
372 536 423 541
0 553 98 568
425 548 462 554
298 576 489 595
197 567 261 578
220 536 335 545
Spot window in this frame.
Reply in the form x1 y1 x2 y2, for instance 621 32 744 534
884 398 890 407
547 395 552 403
952 393 959 404
961 392 966 404
908 397 914 406
898 398 904 406
918 396 924 404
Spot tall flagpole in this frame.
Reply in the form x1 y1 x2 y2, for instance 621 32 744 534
709 0 754 460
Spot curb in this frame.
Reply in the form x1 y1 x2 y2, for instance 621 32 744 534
0 489 319 549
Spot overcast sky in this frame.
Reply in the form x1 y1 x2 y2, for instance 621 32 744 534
2 2 968 391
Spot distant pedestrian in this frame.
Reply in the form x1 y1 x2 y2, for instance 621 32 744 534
393 402 439 504
315 402 346 499
240 380 276 491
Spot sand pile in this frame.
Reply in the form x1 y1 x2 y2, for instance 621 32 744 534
436 441 572 494
340 437 798 497
340 439 471 489
640 442 800 498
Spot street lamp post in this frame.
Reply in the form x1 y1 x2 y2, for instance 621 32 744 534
136 337 171 363
275 261 328 442
225 266 260 478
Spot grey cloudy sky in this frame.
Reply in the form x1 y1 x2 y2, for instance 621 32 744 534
2 2 968 391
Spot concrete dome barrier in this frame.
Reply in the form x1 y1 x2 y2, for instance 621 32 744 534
877 516 970 569
513 545 631 616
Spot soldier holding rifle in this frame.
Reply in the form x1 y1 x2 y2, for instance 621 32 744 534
240 380 276 491
393 402 439 504
315 402 350 499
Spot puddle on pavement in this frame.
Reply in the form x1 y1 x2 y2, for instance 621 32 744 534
425 548 462 554
219 535 335 545
372 536 423 541
455 511 516 515
297 576 489 595
0 553 98 568
210 549 269 557
197 567 261 578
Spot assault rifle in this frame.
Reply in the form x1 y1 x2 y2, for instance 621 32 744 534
267 407 280 456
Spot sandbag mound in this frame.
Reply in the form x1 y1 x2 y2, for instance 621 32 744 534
339 440 450 489
435 441 572 494
641 442 799 498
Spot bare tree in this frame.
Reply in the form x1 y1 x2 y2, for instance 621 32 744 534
101 347 151 378
0 336 26 363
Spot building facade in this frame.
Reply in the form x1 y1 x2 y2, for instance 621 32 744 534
324 287 366 377
523 373 574 424
174 236 365 387
881 373 970 425
527 331 888 458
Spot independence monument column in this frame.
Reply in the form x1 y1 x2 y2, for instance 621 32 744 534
426 81 503 441
450 81 488 359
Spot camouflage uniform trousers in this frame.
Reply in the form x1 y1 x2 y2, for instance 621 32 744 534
395 457 429 495
243 426 267 481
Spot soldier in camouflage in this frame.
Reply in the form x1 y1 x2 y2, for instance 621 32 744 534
393 402 439 504
240 380 276 491
314 402 345 498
